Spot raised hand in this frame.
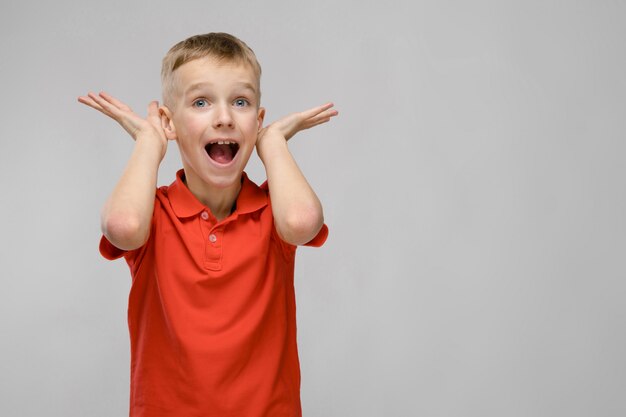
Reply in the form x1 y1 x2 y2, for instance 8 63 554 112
77 92 169 159
258 102 338 143
255 103 337 244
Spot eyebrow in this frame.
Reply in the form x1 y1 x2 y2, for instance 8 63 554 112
185 81 257 96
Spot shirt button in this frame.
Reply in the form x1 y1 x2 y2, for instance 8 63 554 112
209 234 217 243
201 211 209 220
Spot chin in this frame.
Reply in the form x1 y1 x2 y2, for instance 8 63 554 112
204 169 244 189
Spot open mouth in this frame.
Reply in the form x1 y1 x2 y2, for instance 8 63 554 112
205 140 240 165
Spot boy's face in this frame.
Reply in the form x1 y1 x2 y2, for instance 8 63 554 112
162 56 264 193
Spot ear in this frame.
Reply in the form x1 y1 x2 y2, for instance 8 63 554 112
159 105 177 140
257 107 266 130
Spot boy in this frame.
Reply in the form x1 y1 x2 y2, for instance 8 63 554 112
78 32 337 417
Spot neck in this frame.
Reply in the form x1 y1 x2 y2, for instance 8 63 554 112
184 174 241 221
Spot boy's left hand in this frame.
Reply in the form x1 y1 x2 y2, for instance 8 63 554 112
257 103 338 147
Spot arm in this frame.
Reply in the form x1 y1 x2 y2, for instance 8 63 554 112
256 103 338 246
77 92 170 251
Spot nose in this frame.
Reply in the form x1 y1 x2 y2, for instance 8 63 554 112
213 104 234 129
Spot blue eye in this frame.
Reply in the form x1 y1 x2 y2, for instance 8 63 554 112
193 99 208 108
234 98 249 107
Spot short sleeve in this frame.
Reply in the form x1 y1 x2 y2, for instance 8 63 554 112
303 223 329 247
98 196 158 264
99 235 126 260
271 222 330 261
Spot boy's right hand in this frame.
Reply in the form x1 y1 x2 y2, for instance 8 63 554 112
77 92 169 160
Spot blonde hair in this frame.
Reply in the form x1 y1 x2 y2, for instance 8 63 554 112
161 32 262 107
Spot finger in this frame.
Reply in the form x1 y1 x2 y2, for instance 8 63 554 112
88 92 125 119
77 95 104 112
99 91 133 112
309 102 334 113
78 93 114 117
146 101 162 125
314 107 338 120
302 108 338 128
305 116 333 129
298 103 334 120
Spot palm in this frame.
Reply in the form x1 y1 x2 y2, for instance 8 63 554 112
260 102 338 141
78 92 166 144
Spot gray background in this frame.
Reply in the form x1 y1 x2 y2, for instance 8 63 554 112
1 0 625 416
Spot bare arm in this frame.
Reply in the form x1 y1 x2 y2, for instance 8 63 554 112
256 103 338 246
77 92 170 251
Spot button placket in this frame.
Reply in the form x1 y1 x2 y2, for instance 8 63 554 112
204 225 224 270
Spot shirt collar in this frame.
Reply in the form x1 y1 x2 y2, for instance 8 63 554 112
168 169 268 219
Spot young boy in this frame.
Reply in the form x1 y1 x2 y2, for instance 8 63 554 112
78 32 337 417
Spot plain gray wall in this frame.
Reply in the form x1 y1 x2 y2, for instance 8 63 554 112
1 0 625 416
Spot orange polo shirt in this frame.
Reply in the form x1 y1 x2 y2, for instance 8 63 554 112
100 170 328 417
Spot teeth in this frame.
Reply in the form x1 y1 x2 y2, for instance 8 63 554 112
210 140 235 145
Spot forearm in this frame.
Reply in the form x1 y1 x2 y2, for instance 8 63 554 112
260 135 324 246
101 137 163 250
